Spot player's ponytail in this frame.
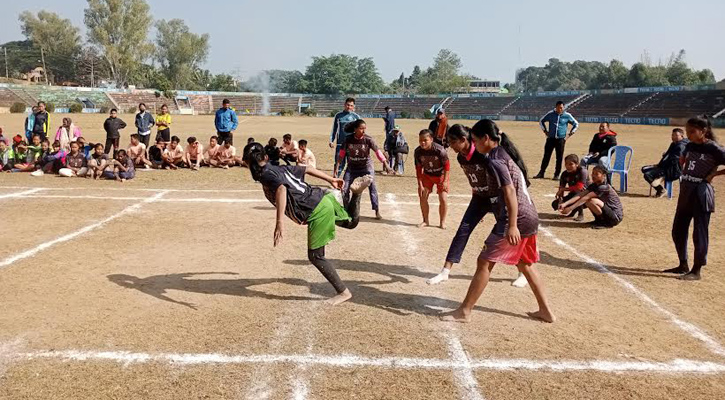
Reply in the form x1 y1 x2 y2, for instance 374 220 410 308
244 142 265 181
687 115 717 142
446 124 471 145
471 119 531 187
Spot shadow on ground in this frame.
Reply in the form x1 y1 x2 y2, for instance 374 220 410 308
107 258 528 320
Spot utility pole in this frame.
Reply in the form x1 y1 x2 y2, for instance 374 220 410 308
90 57 95 88
40 47 48 85
3 47 8 80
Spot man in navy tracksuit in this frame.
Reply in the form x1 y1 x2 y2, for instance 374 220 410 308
215 99 239 145
329 97 360 177
535 101 579 180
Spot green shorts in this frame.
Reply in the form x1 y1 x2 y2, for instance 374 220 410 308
307 193 351 250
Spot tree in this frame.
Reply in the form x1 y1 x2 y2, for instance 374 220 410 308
353 57 385 93
84 0 154 87
418 49 469 94
155 19 210 89
19 10 82 83
408 65 422 88
0 40 42 80
208 73 239 92
76 47 110 87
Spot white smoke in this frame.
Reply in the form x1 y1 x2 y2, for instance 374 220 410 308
259 71 270 116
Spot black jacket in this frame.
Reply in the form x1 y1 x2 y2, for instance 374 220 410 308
104 117 127 138
428 119 450 148
658 139 688 181
587 132 617 161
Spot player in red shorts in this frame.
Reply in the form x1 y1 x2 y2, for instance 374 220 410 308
414 129 450 229
441 120 555 324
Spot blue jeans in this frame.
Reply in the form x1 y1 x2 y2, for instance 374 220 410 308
334 143 346 176
445 195 494 263
342 166 378 211
581 155 609 169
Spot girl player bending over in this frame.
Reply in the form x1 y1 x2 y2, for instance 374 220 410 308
246 143 373 305
665 115 725 280
334 119 392 220
427 125 528 288
442 120 555 323
414 129 450 229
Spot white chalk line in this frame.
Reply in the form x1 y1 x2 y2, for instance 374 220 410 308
386 193 486 399
540 226 725 358
1 192 470 207
14 348 725 374
0 186 258 193
0 191 168 270
0 188 44 199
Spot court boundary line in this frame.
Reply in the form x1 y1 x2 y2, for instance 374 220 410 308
0 191 167 270
386 193 486 400
13 348 725 374
0 188 45 199
540 226 725 358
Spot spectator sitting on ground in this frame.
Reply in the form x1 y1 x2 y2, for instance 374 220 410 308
163 136 184 169
147 138 166 169
279 133 298 165
128 134 152 169
642 128 688 198
183 137 203 170
204 136 222 166
215 141 236 169
581 122 617 169
265 138 282 166
59 141 88 177
297 139 316 168
558 165 624 229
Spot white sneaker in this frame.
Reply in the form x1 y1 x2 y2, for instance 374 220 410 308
350 175 373 195
426 269 450 285
511 272 528 288
31 170 44 177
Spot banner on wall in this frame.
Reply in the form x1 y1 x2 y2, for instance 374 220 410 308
580 115 670 125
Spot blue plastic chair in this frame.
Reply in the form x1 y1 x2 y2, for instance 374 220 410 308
649 179 675 199
605 146 633 192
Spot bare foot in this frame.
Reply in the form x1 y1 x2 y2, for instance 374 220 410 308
440 308 471 323
439 223 446 230
527 310 556 323
375 211 382 220
418 221 429 228
326 289 352 306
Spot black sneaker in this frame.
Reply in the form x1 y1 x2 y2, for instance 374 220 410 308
533 173 545 179
655 188 666 198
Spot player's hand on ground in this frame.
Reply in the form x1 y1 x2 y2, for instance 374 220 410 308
506 226 521 246
273 222 283 247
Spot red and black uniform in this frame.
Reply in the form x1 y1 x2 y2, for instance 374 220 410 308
414 142 450 194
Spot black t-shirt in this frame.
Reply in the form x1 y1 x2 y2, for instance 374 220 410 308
559 167 589 191
587 182 623 221
149 145 164 162
66 153 87 169
259 164 325 225
456 147 498 198
679 140 725 210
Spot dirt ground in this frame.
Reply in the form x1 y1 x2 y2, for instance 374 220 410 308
0 114 724 399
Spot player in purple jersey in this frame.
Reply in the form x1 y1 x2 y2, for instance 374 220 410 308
426 125 528 288
664 116 725 280
442 120 554 324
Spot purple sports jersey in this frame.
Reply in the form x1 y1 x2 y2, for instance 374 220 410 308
414 142 449 176
559 167 589 190
487 146 538 237
679 140 725 210
457 147 498 198
343 134 379 171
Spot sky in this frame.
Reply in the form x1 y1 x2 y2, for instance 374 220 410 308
1 0 724 83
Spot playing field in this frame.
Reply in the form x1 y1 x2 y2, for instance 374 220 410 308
0 114 724 399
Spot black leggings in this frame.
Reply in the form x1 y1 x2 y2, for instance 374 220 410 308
104 137 120 157
306 191 363 293
672 200 711 270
